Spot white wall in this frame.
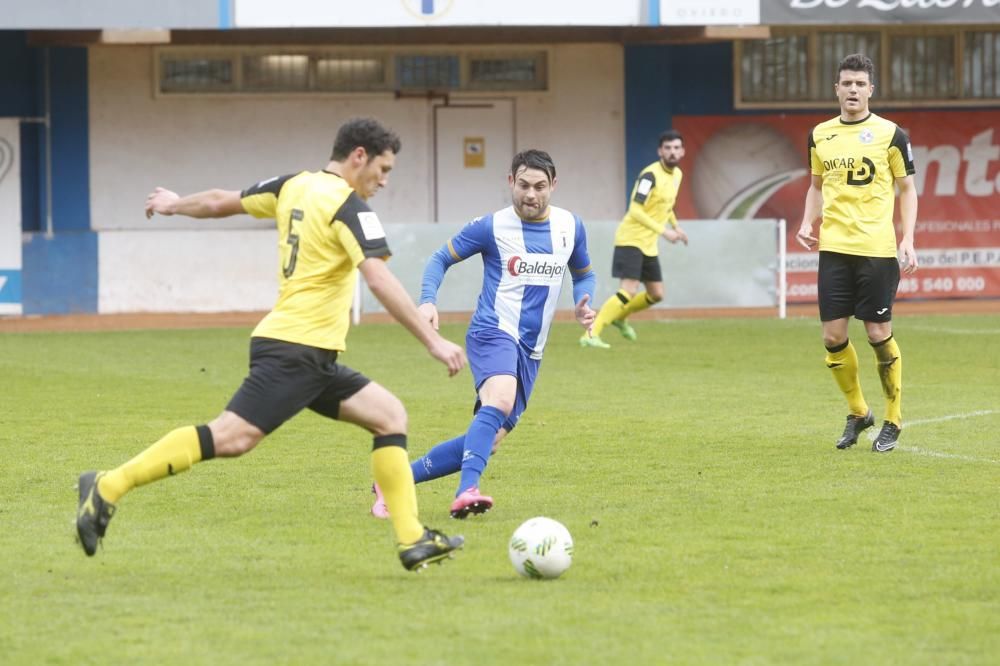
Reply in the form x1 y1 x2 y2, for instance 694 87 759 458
99 229 279 313
96 221 783 314
88 43 624 231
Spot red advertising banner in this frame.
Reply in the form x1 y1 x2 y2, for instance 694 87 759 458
672 111 1000 303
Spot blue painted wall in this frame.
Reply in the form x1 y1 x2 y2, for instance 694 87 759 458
623 42 737 201
21 232 98 314
49 47 90 232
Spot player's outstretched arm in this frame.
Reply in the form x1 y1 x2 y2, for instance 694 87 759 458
145 187 245 220
359 258 466 376
796 175 824 250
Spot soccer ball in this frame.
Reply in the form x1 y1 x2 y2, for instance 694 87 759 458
508 517 573 579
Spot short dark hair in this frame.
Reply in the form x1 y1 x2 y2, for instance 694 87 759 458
331 117 402 161
510 149 556 182
837 53 875 84
659 129 683 146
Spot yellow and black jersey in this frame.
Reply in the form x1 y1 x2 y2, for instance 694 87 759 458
614 160 683 256
809 112 915 258
240 170 391 351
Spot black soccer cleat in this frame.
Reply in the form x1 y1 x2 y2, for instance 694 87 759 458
872 421 901 453
398 527 464 571
76 471 116 556
835 410 875 449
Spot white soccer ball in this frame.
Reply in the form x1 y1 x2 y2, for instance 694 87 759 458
508 516 573 579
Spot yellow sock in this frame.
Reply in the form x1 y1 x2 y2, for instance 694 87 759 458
592 290 632 337
825 340 869 417
372 437 423 544
872 335 902 427
620 292 655 318
98 425 213 504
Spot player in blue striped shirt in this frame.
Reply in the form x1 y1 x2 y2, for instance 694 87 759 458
373 149 597 519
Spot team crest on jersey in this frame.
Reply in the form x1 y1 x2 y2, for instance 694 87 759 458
358 212 386 240
505 253 566 285
859 129 874 144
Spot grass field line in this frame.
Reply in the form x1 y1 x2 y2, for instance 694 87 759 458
903 409 1000 428
897 446 1000 464
906 325 1000 335
866 409 1000 464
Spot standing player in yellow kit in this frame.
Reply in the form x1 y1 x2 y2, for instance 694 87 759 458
796 54 919 453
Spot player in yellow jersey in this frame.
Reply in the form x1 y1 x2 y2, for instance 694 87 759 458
75 118 467 570
796 54 918 453
581 130 688 349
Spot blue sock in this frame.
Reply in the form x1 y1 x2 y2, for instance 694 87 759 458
457 406 506 495
411 435 464 483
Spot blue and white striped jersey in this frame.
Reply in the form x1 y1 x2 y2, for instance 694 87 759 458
421 205 595 359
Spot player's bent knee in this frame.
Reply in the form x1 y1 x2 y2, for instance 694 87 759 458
209 418 265 457
822 333 847 349
484 397 515 416
370 396 409 436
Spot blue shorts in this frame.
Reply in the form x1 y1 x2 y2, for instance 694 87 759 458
466 327 540 432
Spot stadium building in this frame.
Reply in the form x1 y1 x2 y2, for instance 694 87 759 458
1 0 997 315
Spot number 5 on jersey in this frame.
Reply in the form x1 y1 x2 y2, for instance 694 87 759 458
283 208 304 277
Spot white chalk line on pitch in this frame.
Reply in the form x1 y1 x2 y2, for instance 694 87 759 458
866 409 1000 464
906 325 1000 336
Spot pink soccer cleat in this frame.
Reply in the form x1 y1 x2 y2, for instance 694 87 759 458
449 486 494 519
371 483 390 519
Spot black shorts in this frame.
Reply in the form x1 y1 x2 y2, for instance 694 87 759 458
226 337 371 434
611 246 662 282
818 251 900 323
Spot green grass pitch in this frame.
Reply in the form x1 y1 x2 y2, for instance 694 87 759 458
1 313 998 664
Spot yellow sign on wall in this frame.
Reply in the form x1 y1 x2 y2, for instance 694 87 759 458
464 137 485 168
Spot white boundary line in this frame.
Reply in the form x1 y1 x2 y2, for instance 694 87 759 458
898 446 999 464
906 325 1000 336
904 410 1000 428
867 410 1000 464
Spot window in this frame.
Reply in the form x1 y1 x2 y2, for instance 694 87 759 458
315 57 386 91
964 30 1000 99
468 53 547 90
740 36 808 102
890 34 956 99
396 55 460 90
157 48 547 96
243 54 309 92
736 28 1000 108
160 57 233 92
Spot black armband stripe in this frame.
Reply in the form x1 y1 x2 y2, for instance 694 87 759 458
890 126 916 175
333 191 391 259
633 172 656 205
240 172 297 199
